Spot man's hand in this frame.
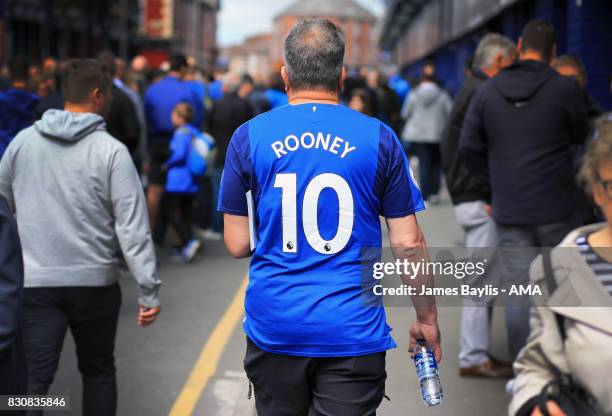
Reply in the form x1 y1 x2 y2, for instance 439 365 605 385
138 305 161 327
531 401 566 416
409 319 442 362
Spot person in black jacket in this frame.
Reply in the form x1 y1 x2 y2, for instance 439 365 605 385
441 33 516 378
98 51 141 155
553 54 605 226
0 195 26 408
552 54 604 128
206 75 254 238
459 20 589 360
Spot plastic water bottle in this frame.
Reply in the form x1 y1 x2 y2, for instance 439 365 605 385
413 339 443 406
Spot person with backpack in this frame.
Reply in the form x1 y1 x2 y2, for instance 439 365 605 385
509 118 612 416
165 103 212 263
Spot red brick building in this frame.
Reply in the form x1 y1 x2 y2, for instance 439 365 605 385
224 33 274 82
141 0 219 68
271 0 378 69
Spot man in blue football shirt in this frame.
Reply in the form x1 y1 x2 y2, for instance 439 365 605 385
219 19 441 415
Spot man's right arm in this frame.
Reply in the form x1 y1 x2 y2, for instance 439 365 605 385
379 125 441 361
458 85 490 182
386 215 441 362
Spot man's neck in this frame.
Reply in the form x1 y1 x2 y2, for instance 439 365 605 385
589 226 612 247
64 102 97 114
11 80 27 89
288 89 339 105
481 67 496 78
588 227 612 263
519 51 547 63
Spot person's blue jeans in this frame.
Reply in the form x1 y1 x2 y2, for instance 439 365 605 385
496 221 575 360
411 142 441 200
210 166 224 233
22 284 121 416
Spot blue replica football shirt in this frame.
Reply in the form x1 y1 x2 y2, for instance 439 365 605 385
219 103 424 357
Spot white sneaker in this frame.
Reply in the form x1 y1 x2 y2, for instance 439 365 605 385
182 239 202 263
202 229 222 241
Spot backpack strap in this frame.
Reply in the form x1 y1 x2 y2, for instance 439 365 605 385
542 249 566 340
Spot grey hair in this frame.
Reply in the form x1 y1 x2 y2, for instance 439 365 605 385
284 19 345 92
472 33 516 71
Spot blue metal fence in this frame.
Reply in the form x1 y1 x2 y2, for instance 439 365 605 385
399 0 611 109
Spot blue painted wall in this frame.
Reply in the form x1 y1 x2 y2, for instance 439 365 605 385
400 0 611 109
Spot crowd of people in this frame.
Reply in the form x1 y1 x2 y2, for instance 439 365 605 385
444 20 610 416
0 15 610 416
0 50 415 265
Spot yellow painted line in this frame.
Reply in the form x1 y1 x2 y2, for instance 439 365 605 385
169 275 248 416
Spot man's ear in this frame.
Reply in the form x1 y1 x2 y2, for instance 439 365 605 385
280 66 290 91
494 54 504 72
517 38 523 56
339 66 347 91
92 87 102 104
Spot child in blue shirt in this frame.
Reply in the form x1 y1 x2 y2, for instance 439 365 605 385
165 103 202 262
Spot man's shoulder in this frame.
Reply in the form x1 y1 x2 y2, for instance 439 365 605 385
254 104 381 131
93 129 131 155
472 76 496 93
145 77 175 96
5 125 38 151
112 85 132 101
244 105 287 126
545 72 582 96
462 75 486 94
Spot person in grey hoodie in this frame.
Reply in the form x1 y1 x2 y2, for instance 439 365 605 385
0 59 161 416
401 64 452 203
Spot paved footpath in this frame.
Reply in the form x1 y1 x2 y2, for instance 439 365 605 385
46 199 512 415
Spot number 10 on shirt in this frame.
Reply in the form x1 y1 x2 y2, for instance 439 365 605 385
274 173 354 255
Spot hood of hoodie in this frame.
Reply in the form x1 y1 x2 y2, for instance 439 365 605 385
34 109 106 142
413 82 444 107
492 60 557 104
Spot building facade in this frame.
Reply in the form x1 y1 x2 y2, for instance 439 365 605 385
141 0 219 68
1 0 141 63
380 0 612 109
272 0 378 69
224 32 274 82
0 0 219 69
